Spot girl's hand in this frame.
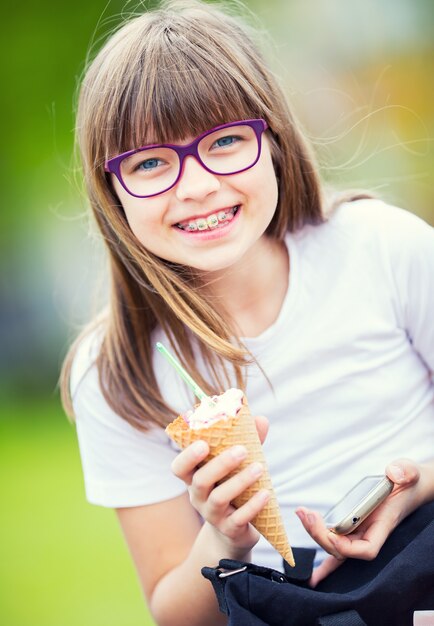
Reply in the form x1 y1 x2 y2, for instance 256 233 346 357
170 415 270 558
295 459 427 587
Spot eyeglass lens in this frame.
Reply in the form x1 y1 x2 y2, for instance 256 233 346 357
118 124 260 197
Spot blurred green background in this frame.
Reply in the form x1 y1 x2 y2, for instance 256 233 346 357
1 1 433 625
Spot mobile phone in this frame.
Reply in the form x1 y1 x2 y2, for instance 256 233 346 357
324 475 394 535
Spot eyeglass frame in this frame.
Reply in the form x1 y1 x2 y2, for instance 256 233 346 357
104 118 269 198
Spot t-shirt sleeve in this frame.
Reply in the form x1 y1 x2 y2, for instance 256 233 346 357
379 203 434 374
70 336 186 508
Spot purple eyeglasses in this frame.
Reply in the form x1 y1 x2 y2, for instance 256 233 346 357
104 118 268 198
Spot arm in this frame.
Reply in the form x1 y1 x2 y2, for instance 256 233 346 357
117 417 270 626
117 494 227 626
72 344 270 625
296 457 434 586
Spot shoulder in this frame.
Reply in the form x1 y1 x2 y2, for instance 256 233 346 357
288 197 434 294
328 200 434 333
296 197 433 258
69 325 186 508
330 200 434 280
328 197 432 240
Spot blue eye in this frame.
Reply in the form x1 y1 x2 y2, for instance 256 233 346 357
139 158 160 170
214 135 238 148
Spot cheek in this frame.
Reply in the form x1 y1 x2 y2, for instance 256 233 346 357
112 177 162 236
229 152 277 191
244 149 279 207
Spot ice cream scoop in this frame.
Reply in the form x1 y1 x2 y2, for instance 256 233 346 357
183 388 244 429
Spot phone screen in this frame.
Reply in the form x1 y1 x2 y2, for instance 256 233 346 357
324 476 391 528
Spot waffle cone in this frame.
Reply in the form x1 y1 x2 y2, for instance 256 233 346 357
166 396 294 566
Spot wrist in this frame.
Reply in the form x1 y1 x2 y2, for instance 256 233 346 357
204 522 256 562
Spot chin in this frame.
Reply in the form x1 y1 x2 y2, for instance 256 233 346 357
187 256 239 274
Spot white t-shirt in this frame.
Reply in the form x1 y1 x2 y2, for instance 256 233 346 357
71 199 434 570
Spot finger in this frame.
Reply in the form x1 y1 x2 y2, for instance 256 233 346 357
386 458 420 487
171 440 210 485
295 508 345 559
206 461 265 519
254 415 269 445
309 555 345 588
225 489 270 532
189 445 248 502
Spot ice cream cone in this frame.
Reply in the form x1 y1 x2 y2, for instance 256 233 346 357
166 396 295 567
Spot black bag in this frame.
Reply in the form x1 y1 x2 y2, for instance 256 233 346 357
202 502 434 625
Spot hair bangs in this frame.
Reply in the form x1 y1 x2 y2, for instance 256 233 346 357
147 66 263 144
109 27 266 153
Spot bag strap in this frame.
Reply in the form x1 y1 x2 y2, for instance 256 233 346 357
201 559 288 615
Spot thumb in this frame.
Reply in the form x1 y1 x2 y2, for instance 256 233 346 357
385 458 420 486
254 415 269 444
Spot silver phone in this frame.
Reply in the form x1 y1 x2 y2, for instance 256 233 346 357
324 475 394 535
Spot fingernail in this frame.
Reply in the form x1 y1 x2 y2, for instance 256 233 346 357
250 462 263 477
389 465 404 482
193 441 207 457
231 445 247 460
295 510 305 522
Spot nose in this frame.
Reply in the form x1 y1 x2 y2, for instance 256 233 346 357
175 155 220 201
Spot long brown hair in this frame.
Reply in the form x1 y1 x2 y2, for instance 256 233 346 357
61 0 361 429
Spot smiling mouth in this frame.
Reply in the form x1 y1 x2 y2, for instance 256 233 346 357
175 206 240 232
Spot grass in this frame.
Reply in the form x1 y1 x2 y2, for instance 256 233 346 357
0 396 156 626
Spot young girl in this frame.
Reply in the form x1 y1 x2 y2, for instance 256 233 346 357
61 1 434 624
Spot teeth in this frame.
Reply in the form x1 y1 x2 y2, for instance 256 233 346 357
207 214 219 229
196 218 208 230
177 206 238 231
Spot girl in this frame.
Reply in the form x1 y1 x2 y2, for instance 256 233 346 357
61 1 434 624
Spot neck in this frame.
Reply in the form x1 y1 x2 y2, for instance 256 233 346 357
203 236 289 338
